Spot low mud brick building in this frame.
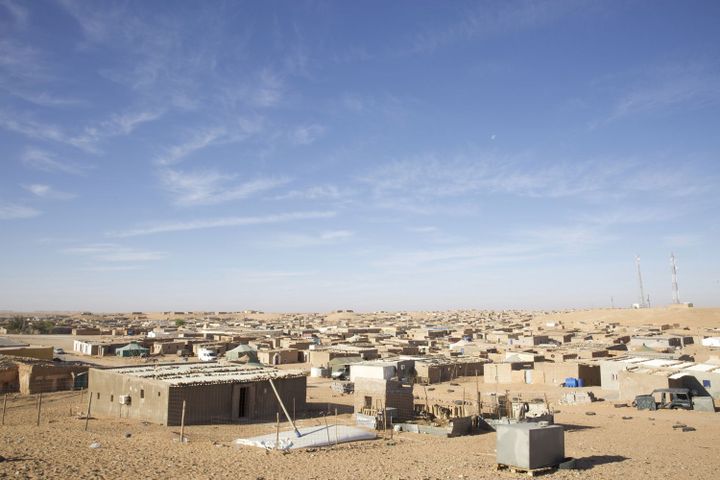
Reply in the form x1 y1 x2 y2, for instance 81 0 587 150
88 362 307 425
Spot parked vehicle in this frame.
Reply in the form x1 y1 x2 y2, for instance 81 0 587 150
198 347 218 362
634 388 693 410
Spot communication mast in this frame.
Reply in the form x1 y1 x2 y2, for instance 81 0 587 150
670 252 680 304
636 255 647 308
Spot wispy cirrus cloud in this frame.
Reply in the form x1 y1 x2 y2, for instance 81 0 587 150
274 185 355 201
360 150 711 205
264 229 354 248
83 109 164 139
0 107 160 152
407 0 588 54
0 112 97 152
159 168 289 206
108 210 336 238
62 243 168 262
21 148 91 176
155 118 263 166
252 69 284 107
155 127 226 166
593 62 720 126
0 202 41 220
290 124 325 145
0 38 85 107
22 184 76 200
0 0 28 26
374 223 608 270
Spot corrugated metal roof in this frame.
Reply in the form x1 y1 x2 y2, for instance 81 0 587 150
104 363 305 386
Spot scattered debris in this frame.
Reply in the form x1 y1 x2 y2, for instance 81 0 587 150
124 432 132 438
585 412 596 416
681 426 696 432
558 457 577 470
89 442 101 449
621 416 633 420
560 392 596 405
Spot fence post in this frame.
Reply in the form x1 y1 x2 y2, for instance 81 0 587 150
275 412 280 450
180 400 187 443
2 393 7 425
85 392 93 431
323 412 331 445
36 392 43 426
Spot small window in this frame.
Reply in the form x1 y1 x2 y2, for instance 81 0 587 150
140 389 145 399
110 395 114 402
703 380 711 388
158 391 161 397
96 393 100 400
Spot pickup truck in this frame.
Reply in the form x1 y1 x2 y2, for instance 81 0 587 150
634 388 693 410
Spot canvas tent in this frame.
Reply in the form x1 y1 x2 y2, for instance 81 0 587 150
116 342 149 357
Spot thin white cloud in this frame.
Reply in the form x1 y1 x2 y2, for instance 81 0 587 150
0 203 41 220
274 185 354 201
253 69 284 107
408 0 586 54
82 109 164 140
290 124 325 145
21 148 90 176
159 168 289 206
62 243 167 262
79 265 144 272
0 112 97 152
264 229 354 248
0 0 28 26
22 184 76 200
374 224 608 270
108 210 337 238
155 127 226 166
663 234 703 248
224 269 317 283
360 151 710 203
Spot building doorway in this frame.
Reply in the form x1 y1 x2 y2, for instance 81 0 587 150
238 387 248 418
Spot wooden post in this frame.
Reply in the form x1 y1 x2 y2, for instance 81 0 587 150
36 392 42 426
267 378 301 437
382 403 387 435
2 393 7 426
323 412 331 445
334 408 338 446
179 400 187 443
84 392 93 431
476 372 480 415
275 412 280 450
462 387 466 417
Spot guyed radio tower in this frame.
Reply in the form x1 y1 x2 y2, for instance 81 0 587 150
670 252 680 304
636 255 647 308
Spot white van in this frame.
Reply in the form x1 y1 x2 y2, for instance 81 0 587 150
198 347 218 362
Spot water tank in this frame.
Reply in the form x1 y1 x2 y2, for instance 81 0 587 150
496 423 564 470
310 367 329 378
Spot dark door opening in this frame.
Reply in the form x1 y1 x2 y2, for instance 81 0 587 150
238 387 248 418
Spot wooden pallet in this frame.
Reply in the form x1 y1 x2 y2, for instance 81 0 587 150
496 463 557 477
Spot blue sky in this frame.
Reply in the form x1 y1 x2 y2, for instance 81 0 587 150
1 0 719 312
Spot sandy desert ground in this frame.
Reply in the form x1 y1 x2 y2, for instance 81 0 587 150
1 373 719 480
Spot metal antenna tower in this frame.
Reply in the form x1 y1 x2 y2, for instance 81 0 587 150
670 252 680 304
636 255 647 308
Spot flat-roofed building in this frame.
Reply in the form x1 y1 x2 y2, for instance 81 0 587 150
88 362 307 426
